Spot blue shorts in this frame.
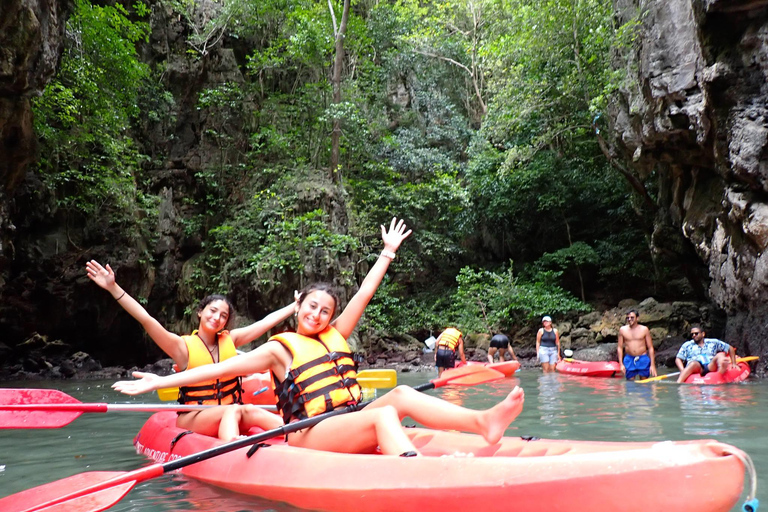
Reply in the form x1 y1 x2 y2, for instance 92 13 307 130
690 355 712 376
538 346 558 364
623 354 651 380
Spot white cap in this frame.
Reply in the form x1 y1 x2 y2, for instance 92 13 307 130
542 316 552 322
564 349 574 358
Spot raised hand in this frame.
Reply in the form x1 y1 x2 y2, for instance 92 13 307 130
112 371 161 395
86 260 117 291
381 217 412 253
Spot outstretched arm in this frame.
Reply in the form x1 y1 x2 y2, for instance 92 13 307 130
617 329 625 372
112 341 283 395
86 260 187 366
230 299 297 348
333 217 412 338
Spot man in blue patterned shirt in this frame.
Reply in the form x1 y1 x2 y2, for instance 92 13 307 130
675 326 738 383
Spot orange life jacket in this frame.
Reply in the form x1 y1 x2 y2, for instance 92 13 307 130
271 327 362 424
177 330 243 405
437 328 462 352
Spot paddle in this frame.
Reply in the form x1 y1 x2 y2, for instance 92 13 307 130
636 356 759 383
157 368 397 401
0 389 278 429
0 365 504 512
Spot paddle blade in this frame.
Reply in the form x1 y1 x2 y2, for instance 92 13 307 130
434 365 505 387
0 472 135 512
156 387 179 401
0 389 83 429
637 372 678 384
356 369 397 389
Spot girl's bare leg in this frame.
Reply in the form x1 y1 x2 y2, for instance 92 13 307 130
288 405 417 455
176 407 229 438
218 404 284 441
487 347 497 363
368 385 524 445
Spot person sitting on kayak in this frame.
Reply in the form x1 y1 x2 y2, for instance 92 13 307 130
675 326 738 383
87 259 294 441
435 327 466 376
113 217 525 457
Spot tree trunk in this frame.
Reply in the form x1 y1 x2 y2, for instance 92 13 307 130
329 0 350 184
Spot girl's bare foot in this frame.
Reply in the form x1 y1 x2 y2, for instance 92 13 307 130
480 386 525 445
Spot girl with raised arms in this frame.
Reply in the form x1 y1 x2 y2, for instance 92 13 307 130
113 218 525 456
87 260 295 441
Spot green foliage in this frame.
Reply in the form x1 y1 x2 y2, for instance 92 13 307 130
32 0 150 223
450 265 589 334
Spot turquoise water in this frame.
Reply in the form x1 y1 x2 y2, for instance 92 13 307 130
0 370 764 511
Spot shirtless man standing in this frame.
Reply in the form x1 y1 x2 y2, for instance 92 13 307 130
617 309 657 380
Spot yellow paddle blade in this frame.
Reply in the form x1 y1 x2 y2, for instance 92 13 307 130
636 373 677 384
356 369 397 389
737 356 759 363
157 387 179 401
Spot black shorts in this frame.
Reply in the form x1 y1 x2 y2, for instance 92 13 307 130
490 338 508 349
435 348 456 368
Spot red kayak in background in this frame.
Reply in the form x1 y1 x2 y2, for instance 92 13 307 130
684 361 751 384
555 359 621 378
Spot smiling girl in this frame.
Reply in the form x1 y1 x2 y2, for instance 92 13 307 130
87 260 294 441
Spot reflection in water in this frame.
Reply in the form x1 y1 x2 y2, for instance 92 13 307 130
677 384 755 437
621 382 663 437
537 374 566 433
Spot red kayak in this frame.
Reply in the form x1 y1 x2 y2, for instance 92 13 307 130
133 412 746 512
457 360 520 377
555 359 621 378
684 361 751 384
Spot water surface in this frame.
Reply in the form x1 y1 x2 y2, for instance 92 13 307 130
1 371 764 511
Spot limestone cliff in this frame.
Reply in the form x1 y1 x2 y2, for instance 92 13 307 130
606 0 768 371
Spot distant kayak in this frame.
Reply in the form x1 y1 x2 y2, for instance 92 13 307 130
457 360 520 377
134 412 747 512
684 361 751 384
555 359 621 378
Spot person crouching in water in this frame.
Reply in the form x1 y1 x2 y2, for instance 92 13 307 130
113 218 525 456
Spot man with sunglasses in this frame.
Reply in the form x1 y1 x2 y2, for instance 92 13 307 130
618 309 657 380
675 327 738 383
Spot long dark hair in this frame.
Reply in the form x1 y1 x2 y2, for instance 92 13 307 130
297 283 340 317
196 294 235 330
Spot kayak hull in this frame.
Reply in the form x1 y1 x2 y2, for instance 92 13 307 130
555 359 621 378
135 412 745 512
684 361 751 384
458 360 520 377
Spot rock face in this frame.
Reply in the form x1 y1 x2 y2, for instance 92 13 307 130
607 0 768 373
0 0 72 299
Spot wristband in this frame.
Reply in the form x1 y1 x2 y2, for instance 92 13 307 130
380 250 396 260
115 291 126 301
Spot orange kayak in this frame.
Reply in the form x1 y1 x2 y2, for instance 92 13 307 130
555 359 621 378
457 360 520 377
134 412 745 512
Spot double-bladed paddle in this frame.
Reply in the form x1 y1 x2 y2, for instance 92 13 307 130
636 356 759 383
0 388 278 429
0 364 505 512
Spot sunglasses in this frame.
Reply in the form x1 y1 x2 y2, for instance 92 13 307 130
690 331 701 336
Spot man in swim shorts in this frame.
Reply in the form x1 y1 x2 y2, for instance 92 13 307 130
617 309 657 380
674 326 737 383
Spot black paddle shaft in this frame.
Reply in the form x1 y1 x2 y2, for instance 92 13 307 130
162 382 434 473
